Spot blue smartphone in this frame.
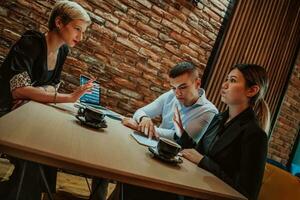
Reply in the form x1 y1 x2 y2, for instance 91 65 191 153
79 75 101 105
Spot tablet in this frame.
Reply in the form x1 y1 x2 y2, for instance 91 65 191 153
80 75 101 105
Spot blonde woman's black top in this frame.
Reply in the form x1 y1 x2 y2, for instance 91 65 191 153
0 30 69 116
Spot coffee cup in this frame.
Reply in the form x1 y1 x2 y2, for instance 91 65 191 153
157 138 181 159
78 106 105 123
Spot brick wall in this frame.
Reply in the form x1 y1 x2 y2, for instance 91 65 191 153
268 50 300 166
0 0 229 115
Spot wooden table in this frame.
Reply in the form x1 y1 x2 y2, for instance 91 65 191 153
0 101 246 200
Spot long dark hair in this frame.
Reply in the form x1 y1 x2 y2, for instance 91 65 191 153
232 64 270 133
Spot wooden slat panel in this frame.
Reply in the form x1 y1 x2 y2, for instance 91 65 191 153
204 0 300 123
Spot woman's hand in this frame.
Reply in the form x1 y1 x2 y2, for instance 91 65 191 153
69 79 95 102
181 149 204 165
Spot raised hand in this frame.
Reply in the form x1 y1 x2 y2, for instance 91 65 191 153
173 105 184 137
69 78 95 102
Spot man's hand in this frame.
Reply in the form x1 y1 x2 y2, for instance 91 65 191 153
122 117 139 131
181 149 204 165
138 117 159 139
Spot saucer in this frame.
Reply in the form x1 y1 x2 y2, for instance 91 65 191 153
148 146 183 164
76 115 107 129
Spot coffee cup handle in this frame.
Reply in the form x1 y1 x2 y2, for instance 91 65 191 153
78 107 86 117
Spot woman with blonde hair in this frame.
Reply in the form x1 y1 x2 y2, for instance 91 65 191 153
0 0 92 117
0 1 92 199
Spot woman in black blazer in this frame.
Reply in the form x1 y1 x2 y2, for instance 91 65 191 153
175 64 270 200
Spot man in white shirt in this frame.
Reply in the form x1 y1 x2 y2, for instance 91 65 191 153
123 61 218 144
91 61 218 200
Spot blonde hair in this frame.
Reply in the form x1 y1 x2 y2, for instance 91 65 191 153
48 0 91 31
233 64 271 134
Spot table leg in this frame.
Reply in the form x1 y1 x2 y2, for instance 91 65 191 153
85 177 91 193
88 181 100 200
120 183 123 200
38 165 54 200
16 161 27 200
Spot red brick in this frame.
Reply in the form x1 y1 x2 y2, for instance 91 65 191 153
137 62 158 76
204 7 221 22
159 33 176 43
161 57 176 69
113 77 136 90
206 2 226 18
172 18 191 32
136 21 159 37
65 57 88 69
119 20 139 35
211 0 228 11
149 20 169 34
130 99 147 109
114 10 137 25
91 23 117 39
117 37 139 52
128 8 150 24
90 0 113 12
142 9 162 23
3 29 20 41
168 5 187 22
170 31 190 45
105 21 129 36
106 0 128 12
119 63 142 76
107 89 130 100
18 0 48 14
136 0 152 8
89 12 106 25
139 48 160 62
148 59 162 70
94 53 109 64
143 73 162 86
182 30 200 44
180 45 198 58
74 0 93 11
119 0 144 10
152 5 174 21
120 88 143 100
149 45 166 55
131 77 152 88
94 9 119 24
165 43 181 56
189 42 206 56
162 19 182 33
129 35 151 47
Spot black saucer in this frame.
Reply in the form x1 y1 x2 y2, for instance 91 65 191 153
76 115 107 129
148 146 183 164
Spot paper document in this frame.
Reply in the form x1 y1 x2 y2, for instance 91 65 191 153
130 132 158 147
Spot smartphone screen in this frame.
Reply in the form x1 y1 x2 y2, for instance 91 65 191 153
80 75 100 105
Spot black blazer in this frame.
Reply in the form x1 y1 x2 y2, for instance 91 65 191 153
177 107 268 200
